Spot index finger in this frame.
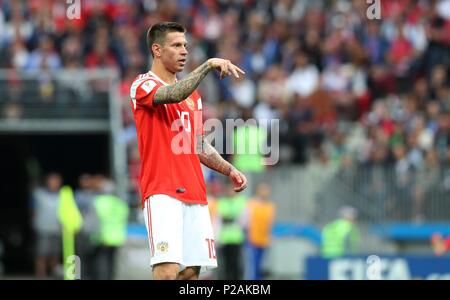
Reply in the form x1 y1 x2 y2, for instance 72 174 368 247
230 66 240 79
228 61 245 74
234 65 245 75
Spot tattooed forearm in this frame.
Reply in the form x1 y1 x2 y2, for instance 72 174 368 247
154 61 212 105
198 139 234 176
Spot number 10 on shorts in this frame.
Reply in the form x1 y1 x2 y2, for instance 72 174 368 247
205 238 216 259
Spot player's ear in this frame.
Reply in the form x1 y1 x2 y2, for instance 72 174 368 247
152 43 162 58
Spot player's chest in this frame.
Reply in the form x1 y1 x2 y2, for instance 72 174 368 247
162 96 202 131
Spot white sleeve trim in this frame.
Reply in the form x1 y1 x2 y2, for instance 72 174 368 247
130 79 157 109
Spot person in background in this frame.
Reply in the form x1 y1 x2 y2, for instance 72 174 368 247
32 173 63 279
74 173 99 279
246 183 276 280
216 184 248 280
321 206 360 258
90 177 129 280
232 108 267 196
431 233 450 256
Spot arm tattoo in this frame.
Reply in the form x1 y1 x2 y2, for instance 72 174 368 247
154 61 212 105
198 138 234 176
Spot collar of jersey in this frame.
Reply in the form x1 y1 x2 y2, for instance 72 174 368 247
148 71 177 86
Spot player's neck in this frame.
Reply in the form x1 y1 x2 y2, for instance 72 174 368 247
150 61 177 84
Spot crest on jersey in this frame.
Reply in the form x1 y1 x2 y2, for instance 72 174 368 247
185 97 195 110
157 241 169 253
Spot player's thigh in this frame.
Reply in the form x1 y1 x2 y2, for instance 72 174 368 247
143 195 183 263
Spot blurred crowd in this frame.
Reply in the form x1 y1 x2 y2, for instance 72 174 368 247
1 0 450 214
0 0 449 160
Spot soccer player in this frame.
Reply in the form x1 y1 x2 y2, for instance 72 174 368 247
130 22 248 280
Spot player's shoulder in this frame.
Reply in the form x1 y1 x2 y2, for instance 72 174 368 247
131 72 161 85
131 72 163 92
130 72 162 103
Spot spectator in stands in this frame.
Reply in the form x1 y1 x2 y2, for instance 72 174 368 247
1 1 33 48
9 38 29 69
362 21 390 66
392 143 413 220
413 148 440 221
85 34 117 70
24 34 61 72
286 50 320 98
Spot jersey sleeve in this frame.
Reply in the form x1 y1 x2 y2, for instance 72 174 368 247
130 78 163 109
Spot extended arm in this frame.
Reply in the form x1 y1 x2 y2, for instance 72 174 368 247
154 58 245 105
154 62 212 105
199 137 247 192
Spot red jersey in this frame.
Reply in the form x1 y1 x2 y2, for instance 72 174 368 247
130 71 206 208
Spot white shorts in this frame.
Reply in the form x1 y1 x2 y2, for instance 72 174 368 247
143 194 218 271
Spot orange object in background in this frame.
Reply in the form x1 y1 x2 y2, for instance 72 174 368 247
247 196 275 248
